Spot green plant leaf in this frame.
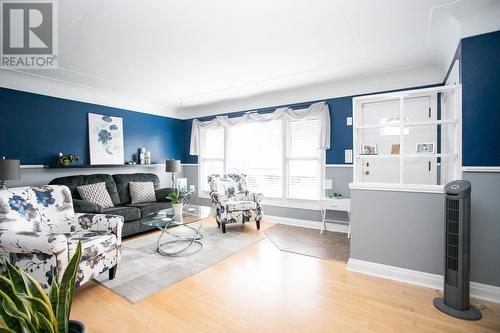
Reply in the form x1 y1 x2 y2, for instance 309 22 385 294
56 241 81 333
24 273 52 308
2 298 35 333
0 276 26 314
4 261 28 295
0 327 17 333
22 296 55 329
37 311 56 333
0 290 22 332
48 278 59 323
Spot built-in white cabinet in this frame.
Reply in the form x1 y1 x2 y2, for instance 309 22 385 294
351 85 461 192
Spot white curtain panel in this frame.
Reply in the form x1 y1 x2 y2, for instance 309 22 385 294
190 101 330 155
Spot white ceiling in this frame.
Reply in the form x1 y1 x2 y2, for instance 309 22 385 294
2 0 500 118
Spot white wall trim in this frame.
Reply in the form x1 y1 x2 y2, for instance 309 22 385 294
265 214 349 234
462 166 500 173
326 164 353 168
347 258 500 304
349 183 444 194
181 163 198 167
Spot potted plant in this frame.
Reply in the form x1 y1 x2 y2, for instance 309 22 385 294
167 189 183 216
0 242 85 333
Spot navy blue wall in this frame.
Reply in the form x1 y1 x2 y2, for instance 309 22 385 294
461 30 500 166
0 88 185 165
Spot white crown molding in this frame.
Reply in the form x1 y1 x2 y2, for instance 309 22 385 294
0 69 178 118
347 258 500 304
462 166 500 173
175 66 443 119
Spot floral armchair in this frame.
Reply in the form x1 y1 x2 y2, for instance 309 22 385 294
208 174 263 233
0 185 123 290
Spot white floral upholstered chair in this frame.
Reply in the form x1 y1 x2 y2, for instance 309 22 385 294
0 185 123 289
208 174 263 233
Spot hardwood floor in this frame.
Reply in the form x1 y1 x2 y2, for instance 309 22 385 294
71 218 500 333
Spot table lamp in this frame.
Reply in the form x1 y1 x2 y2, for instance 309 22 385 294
165 160 181 188
0 158 20 190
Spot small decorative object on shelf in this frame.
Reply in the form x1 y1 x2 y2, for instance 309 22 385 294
391 144 400 155
361 144 378 155
139 147 146 164
416 142 435 153
146 150 151 164
56 153 81 167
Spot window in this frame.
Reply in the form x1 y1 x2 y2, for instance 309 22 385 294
200 127 224 192
199 115 323 201
287 118 321 200
352 85 461 191
226 120 283 197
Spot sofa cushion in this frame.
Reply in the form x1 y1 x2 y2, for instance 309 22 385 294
50 174 121 206
125 201 171 218
77 182 114 208
129 182 156 204
223 200 257 212
112 173 160 205
102 206 141 222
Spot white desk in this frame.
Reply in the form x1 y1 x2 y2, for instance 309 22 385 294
320 198 351 237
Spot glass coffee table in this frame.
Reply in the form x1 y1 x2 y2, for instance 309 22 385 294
140 205 211 256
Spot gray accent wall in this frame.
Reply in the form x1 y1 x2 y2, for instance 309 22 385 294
180 164 353 224
350 171 500 287
11 165 171 188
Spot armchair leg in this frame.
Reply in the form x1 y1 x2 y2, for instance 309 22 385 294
256 220 261 230
109 265 117 280
221 223 226 233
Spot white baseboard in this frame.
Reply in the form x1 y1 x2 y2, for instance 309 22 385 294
347 258 500 304
265 214 349 233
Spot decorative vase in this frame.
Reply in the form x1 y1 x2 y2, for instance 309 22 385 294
172 203 183 216
69 320 86 333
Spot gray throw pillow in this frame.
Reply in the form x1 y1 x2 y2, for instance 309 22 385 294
77 182 114 208
129 181 156 204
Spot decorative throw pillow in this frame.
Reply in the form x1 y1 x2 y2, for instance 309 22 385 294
77 182 114 208
129 181 156 204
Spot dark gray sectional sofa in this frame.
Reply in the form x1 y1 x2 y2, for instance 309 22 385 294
49 173 173 237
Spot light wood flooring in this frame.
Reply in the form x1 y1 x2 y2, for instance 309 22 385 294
71 218 500 333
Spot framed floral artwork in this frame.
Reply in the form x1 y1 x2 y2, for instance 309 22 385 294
88 113 124 165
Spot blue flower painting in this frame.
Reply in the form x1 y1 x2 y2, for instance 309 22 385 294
89 113 124 165
98 129 112 144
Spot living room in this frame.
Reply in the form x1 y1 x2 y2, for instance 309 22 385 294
0 1 499 332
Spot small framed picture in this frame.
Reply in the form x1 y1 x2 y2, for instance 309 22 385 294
361 144 378 155
416 143 435 154
391 144 400 155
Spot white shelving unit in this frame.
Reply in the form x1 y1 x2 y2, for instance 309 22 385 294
351 84 462 192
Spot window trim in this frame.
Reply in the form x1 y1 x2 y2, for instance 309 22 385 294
197 114 325 205
351 84 462 193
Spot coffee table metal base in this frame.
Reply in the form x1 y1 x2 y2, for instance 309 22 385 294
156 222 203 256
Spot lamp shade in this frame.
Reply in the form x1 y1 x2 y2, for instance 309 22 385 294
165 160 181 173
0 159 20 180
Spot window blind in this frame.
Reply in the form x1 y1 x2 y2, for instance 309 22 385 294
226 119 283 198
287 118 321 200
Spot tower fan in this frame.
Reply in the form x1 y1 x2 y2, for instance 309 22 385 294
433 180 481 320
